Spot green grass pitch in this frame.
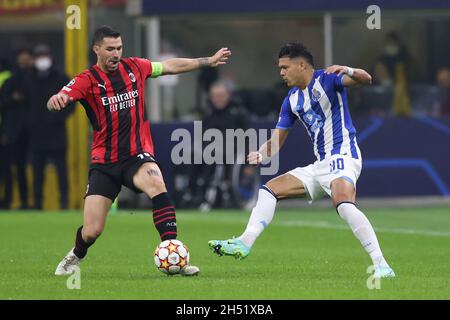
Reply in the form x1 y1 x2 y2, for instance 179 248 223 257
1 207 449 299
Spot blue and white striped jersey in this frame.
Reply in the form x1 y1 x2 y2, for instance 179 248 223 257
276 69 361 161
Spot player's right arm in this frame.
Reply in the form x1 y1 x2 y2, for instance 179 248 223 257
47 73 89 112
248 128 290 164
248 95 295 165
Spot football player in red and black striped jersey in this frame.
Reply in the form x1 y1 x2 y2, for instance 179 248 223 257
50 25 231 276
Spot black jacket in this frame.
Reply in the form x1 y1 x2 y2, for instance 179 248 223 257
202 100 249 163
24 67 74 151
0 68 30 145
203 100 248 133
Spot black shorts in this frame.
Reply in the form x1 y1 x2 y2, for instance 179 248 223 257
85 153 157 201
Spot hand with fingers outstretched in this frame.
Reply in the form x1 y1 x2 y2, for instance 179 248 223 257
208 47 232 67
324 65 351 76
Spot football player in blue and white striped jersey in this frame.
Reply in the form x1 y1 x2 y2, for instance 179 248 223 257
209 43 395 278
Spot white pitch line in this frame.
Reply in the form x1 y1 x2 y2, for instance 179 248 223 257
180 215 450 237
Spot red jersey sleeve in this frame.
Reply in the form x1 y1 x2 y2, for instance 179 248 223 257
129 57 153 79
60 71 91 101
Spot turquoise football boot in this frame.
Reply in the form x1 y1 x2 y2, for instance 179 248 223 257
374 266 396 278
208 238 250 260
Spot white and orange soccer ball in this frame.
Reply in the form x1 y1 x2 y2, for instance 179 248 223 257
154 239 190 275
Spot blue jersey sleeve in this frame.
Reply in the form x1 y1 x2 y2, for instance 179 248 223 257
275 96 296 130
322 70 345 92
333 73 345 91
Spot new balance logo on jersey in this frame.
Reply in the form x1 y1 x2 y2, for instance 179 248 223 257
101 90 139 112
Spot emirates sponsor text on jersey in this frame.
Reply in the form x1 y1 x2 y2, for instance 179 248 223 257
101 90 139 112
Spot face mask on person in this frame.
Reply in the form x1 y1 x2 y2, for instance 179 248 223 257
35 56 52 72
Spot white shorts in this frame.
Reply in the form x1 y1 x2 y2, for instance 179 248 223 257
288 154 362 202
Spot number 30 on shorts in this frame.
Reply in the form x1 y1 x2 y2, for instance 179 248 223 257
330 158 344 173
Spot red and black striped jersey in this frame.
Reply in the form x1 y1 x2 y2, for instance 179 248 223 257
60 57 154 164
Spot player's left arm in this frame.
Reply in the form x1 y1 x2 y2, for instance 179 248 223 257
157 48 231 76
325 65 372 87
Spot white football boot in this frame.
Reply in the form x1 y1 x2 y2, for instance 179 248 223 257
179 265 200 276
55 248 84 276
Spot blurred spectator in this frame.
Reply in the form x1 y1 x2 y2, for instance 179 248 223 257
372 60 393 87
0 58 13 209
175 81 249 209
353 60 393 117
435 67 450 116
379 31 411 80
0 49 34 209
203 81 249 158
0 59 11 86
196 67 219 114
201 81 250 209
24 44 74 210
374 32 413 117
436 67 450 87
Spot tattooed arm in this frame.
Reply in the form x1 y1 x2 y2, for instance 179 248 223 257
160 48 231 75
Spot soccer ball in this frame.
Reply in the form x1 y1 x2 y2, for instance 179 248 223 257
154 239 190 275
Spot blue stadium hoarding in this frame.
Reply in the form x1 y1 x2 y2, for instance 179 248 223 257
151 116 450 198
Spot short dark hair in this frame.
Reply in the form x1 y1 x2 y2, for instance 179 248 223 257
92 25 121 47
15 48 32 57
278 43 314 66
33 44 51 57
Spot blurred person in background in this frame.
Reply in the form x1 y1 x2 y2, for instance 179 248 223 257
24 44 74 210
372 60 393 87
200 81 249 209
435 67 450 116
203 81 248 144
379 31 411 80
378 32 413 117
0 58 13 209
0 49 34 209
362 59 394 117
196 66 219 115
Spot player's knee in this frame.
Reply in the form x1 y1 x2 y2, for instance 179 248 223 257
265 182 279 197
332 193 353 208
260 184 278 200
150 176 166 191
83 224 103 241
142 176 166 196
